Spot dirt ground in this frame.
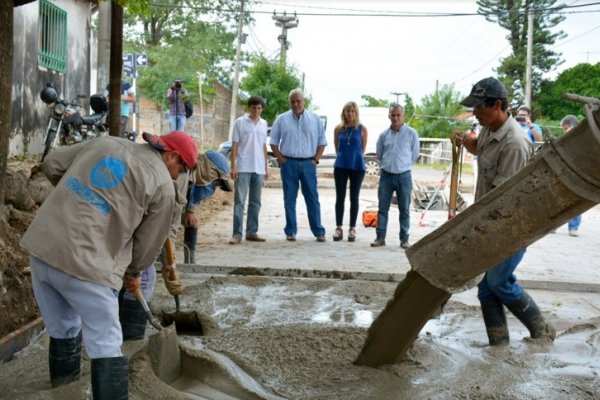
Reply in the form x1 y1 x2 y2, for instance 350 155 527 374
1 164 600 399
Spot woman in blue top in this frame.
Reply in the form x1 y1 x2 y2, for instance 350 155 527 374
333 101 368 242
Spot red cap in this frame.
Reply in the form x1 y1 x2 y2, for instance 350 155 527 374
143 131 198 170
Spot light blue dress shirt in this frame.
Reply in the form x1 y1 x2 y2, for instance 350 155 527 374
376 124 420 174
269 110 327 158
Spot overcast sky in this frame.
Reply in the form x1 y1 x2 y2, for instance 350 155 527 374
243 0 600 112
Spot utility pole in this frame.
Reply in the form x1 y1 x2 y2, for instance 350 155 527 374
197 72 206 150
391 92 407 104
525 8 534 108
228 0 245 141
272 11 298 68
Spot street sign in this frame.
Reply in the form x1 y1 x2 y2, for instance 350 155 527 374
136 53 148 67
123 65 136 78
123 54 134 67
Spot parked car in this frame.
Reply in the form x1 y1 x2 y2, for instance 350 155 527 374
218 140 279 168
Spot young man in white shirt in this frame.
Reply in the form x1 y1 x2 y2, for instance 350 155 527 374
229 96 269 244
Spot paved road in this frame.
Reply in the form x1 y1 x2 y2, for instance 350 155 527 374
178 170 600 292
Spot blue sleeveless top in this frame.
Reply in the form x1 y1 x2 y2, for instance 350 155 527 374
334 125 365 171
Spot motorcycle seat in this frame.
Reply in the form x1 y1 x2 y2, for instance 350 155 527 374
81 114 105 124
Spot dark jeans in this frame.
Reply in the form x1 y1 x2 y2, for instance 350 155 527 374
478 248 527 306
376 170 412 241
280 158 325 237
334 167 365 227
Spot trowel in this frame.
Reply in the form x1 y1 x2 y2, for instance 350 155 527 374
160 238 207 335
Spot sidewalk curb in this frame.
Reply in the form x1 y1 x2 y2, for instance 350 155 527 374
172 264 600 294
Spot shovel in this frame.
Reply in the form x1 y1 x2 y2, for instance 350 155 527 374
160 238 208 335
132 287 163 332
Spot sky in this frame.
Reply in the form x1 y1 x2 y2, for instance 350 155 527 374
242 0 600 113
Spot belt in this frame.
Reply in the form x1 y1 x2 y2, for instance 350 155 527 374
283 156 312 161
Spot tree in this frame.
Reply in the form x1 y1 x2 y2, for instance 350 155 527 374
124 0 241 108
240 56 304 125
411 84 469 139
360 95 389 108
537 62 600 120
477 0 566 104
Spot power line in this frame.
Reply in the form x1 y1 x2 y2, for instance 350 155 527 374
552 23 600 48
150 2 600 18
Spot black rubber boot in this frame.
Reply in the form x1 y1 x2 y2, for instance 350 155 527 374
183 226 198 264
91 357 128 400
506 291 556 341
49 332 82 388
119 297 148 341
480 299 509 345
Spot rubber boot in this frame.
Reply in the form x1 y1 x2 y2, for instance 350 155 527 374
49 332 82 388
91 357 128 400
506 291 556 341
480 300 509 345
119 298 147 341
183 226 198 264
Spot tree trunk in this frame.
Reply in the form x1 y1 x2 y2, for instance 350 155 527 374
109 1 123 137
0 1 14 204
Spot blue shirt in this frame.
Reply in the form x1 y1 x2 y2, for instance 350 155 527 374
270 109 327 158
334 125 365 171
376 124 420 174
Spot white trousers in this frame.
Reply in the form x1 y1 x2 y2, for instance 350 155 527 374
30 256 123 359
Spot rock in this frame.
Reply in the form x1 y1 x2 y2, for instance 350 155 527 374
3 170 35 211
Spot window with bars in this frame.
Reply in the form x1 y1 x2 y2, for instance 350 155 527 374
38 0 67 73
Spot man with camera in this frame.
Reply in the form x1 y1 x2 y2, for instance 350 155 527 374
167 79 189 131
515 106 543 143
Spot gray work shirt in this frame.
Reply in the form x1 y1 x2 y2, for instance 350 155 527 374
376 124 420 174
474 115 533 201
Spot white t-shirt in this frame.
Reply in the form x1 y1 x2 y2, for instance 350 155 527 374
232 114 268 174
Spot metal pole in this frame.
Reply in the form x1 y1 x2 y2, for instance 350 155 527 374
525 8 534 108
228 0 245 142
272 12 298 69
198 72 205 150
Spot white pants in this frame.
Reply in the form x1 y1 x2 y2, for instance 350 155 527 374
30 256 123 359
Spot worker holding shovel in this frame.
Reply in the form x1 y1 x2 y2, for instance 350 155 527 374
20 131 197 399
118 150 232 340
453 77 555 345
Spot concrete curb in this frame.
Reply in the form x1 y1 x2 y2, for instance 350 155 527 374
174 264 600 294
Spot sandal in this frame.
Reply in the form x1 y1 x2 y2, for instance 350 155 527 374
333 227 343 241
348 228 356 242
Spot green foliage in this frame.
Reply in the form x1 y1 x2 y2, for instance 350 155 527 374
537 63 600 120
403 94 416 122
360 95 390 107
476 0 566 104
535 117 564 139
411 84 470 138
123 0 240 109
240 56 305 125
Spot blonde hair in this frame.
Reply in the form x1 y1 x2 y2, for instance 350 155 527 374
336 101 361 131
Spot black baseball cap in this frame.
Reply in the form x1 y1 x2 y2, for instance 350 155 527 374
460 77 508 108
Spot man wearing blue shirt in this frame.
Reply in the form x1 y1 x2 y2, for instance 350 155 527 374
270 89 327 242
516 106 543 142
371 104 420 250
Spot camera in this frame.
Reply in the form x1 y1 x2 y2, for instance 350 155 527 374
515 115 526 124
174 79 183 89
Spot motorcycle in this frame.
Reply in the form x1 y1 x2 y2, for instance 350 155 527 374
40 84 109 161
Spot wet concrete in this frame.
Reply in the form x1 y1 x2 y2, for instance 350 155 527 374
2 275 600 399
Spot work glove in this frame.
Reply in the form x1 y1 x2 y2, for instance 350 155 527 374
122 271 141 294
161 264 184 296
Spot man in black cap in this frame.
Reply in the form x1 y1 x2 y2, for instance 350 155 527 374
452 77 555 346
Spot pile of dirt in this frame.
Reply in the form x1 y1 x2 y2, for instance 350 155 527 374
0 159 232 339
